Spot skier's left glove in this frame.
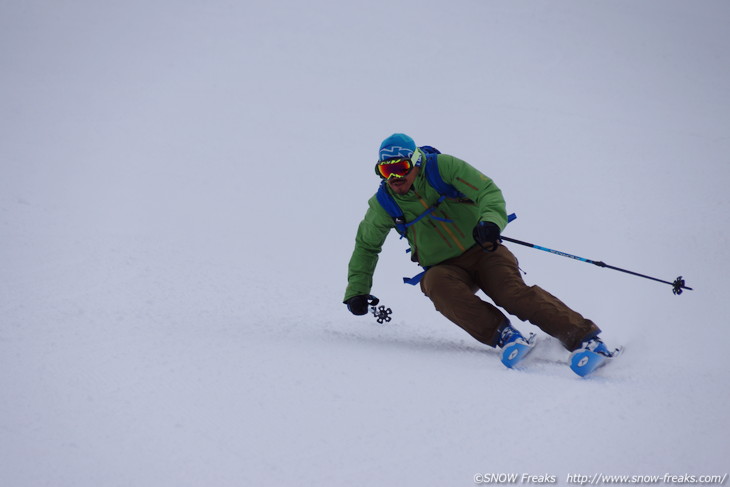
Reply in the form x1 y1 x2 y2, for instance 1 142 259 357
473 221 501 251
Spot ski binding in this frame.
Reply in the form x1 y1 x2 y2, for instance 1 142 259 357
501 333 537 368
569 344 624 377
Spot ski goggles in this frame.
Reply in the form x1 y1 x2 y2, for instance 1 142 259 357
375 151 419 180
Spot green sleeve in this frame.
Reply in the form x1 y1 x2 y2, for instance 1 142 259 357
344 196 394 302
436 154 508 230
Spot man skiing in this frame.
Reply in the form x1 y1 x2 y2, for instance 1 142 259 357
343 133 617 373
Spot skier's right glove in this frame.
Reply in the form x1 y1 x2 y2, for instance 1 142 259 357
473 221 501 251
344 294 379 316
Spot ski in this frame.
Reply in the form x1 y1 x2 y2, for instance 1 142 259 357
569 345 624 377
501 333 537 368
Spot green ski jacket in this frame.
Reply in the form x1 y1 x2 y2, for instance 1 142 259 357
344 153 508 301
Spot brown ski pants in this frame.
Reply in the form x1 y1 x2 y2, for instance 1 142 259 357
420 244 600 351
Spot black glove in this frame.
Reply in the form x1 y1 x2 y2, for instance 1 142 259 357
344 294 379 316
473 221 501 251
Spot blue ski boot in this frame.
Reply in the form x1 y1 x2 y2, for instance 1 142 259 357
569 336 623 377
497 323 536 368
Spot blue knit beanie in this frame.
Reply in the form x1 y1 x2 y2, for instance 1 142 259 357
378 133 417 161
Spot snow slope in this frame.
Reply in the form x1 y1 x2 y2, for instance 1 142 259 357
2 1 729 486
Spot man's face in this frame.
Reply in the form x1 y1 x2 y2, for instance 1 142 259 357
387 166 420 195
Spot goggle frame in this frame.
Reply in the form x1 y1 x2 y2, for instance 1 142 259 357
375 150 420 180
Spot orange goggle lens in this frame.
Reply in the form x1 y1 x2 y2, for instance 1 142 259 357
376 158 414 179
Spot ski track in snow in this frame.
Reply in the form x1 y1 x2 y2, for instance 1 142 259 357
1 231 726 486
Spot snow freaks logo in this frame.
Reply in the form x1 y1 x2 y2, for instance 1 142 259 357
474 473 557 484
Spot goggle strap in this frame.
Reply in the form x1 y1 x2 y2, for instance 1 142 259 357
411 148 422 166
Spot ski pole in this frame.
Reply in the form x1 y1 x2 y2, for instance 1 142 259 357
500 235 693 295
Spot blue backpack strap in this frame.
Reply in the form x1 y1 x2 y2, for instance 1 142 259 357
424 151 516 225
422 151 466 199
376 181 408 238
403 269 428 285
418 145 441 156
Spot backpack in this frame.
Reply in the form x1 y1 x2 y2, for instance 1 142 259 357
375 146 516 285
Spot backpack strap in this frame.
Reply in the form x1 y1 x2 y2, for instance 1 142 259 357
376 180 408 238
423 151 466 199
376 180 448 239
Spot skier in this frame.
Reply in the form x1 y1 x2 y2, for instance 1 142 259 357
343 133 616 371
